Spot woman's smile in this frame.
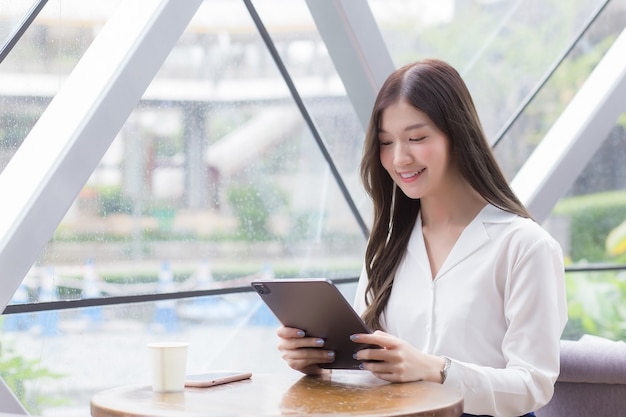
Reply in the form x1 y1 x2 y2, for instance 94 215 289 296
398 168 426 182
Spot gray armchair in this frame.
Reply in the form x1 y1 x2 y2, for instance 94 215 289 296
536 336 626 417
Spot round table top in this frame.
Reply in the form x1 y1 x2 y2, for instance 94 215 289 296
90 371 463 417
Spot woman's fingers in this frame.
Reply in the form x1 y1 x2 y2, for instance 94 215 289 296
352 332 438 383
276 326 305 339
350 330 397 348
276 326 335 373
281 347 336 365
355 345 390 362
279 335 326 351
279 338 336 363
280 346 335 375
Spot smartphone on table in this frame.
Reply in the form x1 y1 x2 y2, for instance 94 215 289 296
184 370 252 387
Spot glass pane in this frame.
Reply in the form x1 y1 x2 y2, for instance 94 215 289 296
493 2 623 180
0 282 358 415
562 268 626 342
0 0 123 173
251 0 366 206
2 2 368 410
542 114 626 342
20 0 367 308
368 0 608 142
0 293 281 414
545 116 626 263
0 1 35 44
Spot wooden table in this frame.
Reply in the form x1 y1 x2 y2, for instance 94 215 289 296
91 371 463 417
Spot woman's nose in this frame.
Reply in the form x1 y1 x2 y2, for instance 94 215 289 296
393 143 413 166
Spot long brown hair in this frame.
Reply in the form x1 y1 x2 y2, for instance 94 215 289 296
359 59 531 330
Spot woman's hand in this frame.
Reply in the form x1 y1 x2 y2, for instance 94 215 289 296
276 326 335 375
351 330 444 383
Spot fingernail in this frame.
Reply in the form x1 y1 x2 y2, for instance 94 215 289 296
328 351 335 357
296 330 305 337
350 334 359 341
315 338 324 346
358 363 365 370
352 353 358 359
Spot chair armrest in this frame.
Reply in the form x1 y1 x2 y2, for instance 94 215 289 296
558 338 626 384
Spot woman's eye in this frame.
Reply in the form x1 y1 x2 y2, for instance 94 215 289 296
409 137 426 142
379 140 392 146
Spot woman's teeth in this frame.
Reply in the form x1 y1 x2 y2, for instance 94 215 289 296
400 168 425 179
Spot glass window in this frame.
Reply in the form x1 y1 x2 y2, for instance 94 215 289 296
493 2 622 180
10 0 367 307
252 0 366 200
367 0 609 150
1 280 357 415
545 113 626 342
2 2 367 412
0 0 123 174
550 115 626 261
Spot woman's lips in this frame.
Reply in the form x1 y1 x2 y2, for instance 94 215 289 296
398 168 425 181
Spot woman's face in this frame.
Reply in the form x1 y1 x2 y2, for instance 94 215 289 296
378 99 452 200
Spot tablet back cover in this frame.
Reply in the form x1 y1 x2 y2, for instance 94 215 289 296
251 278 373 369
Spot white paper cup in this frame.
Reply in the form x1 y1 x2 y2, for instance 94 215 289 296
148 342 189 392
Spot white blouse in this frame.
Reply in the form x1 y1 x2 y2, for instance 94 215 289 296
354 204 568 416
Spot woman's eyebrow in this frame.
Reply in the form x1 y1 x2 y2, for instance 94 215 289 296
403 122 427 131
378 122 427 134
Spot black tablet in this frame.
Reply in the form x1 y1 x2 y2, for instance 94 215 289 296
251 278 375 369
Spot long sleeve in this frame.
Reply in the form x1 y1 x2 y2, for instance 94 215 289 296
442 233 567 416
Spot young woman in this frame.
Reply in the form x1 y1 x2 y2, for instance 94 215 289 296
277 59 568 417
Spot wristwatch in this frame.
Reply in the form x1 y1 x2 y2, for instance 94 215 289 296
440 356 451 384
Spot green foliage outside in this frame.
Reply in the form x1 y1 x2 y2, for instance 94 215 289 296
97 186 133 216
555 191 626 341
564 270 626 342
0 336 66 414
226 182 287 242
554 191 626 263
523 36 616 147
607 219 626 259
